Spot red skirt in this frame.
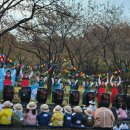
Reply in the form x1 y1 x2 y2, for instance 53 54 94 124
4 79 12 86
21 80 29 87
98 87 106 102
111 87 118 103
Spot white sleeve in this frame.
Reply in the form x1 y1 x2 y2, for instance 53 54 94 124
68 79 71 85
75 80 78 85
110 76 114 86
11 69 16 77
90 82 94 87
29 71 33 79
117 77 121 86
20 69 23 78
2 68 6 76
36 76 40 82
52 78 54 85
58 78 62 84
82 81 85 87
98 77 101 86
105 77 109 86
44 77 47 82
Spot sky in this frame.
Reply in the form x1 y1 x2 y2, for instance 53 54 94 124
78 0 130 21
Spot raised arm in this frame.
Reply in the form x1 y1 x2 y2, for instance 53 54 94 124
11 67 16 77
82 81 85 87
20 68 23 78
117 76 121 86
75 79 78 85
105 76 109 86
110 75 114 86
68 79 71 85
98 76 101 86
2 66 6 76
51 78 54 85
29 70 33 79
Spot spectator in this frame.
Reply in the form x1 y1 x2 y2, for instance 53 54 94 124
12 103 24 126
87 100 97 112
24 102 37 126
51 105 64 126
110 106 118 120
82 108 94 127
94 104 115 129
118 104 128 120
63 105 72 127
71 106 84 128
37 104 51 126
0 101 13 125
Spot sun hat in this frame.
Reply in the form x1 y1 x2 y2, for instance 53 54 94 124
89 100 96 105
40 104 49 112
73 106 82 113
2 101 13 108
53 105 63 113
27 102 37 110
64 105 72 114
13 103 23 112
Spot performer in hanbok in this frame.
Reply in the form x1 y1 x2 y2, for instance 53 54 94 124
19 66 33 103
2 65 16 101
98 75 109 102
82 77 95 105
110 75 121 103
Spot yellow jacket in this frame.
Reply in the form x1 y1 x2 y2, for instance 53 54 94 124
51 111 64 126
0 108 13 125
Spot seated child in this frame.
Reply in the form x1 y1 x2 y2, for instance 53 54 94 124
118 104 128 120
37 104 51 126
24 102 37 126
82 108 94 127
63 105 72 127
0 101 13 125
72 106 84 128
12 103 24 126
51 105 64 126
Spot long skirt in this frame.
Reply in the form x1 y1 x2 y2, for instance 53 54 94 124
111 87 118 103
3 85 14 102
98 87 106 102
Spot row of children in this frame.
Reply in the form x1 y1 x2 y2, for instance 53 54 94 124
0 100 129 129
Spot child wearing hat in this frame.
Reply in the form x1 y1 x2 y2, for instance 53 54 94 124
12 103 24 126
63 105 72 127
0 101 13 125
24 102 37 126
71 106 84 128
82 108 94 127
87 100 97 112
50 105 64 126
37 104 52 126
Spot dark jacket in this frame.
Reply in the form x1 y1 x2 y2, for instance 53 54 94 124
37 112 51 126
64 113 72 127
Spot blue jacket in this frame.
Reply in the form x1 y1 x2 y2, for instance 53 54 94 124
37 112 51 126
64 113 72 127
71 113 83 126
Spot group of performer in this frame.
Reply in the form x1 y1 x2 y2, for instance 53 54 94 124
1 65 125 107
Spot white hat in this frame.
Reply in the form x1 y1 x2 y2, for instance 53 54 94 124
84 108 93 115
40 104 49 112
73 106 82 113
14 103 23 112
27 102 37 110
2 101 13 108
64 105 72 114
89 100 96 105
53 105 63 113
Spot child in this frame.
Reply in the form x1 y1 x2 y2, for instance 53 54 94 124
0 101 13 125
118 104 128 119
82 108 94 127
51 105 64 126
24 102 37 126
63 105 72 127
87 100 97 112
37 104 51 126
12 103 24 126
71 106 84 128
